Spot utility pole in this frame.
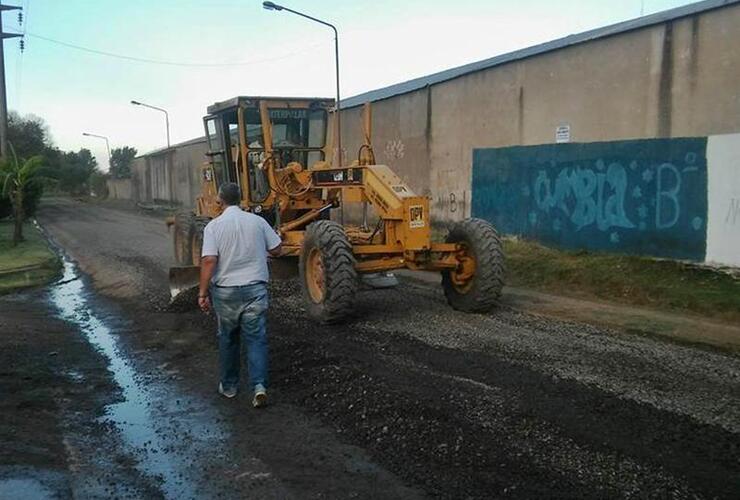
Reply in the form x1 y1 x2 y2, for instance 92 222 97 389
0 0 21 160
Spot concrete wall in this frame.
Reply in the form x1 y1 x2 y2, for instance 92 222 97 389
339 3 740 227
706 134 740 266
472 137 709 261
341 88 432 198
471 133 740 267
106 178 132 201
128 139 208 206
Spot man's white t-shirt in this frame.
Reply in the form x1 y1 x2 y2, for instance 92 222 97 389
201 205 282 286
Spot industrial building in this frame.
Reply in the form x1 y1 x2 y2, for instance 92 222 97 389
112 0 740 266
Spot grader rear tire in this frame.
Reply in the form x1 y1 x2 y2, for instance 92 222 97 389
442 218 505 313
173 211 195 266
300 221 358 324
190 218 210 266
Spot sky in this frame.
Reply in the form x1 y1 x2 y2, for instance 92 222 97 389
4 0 698 171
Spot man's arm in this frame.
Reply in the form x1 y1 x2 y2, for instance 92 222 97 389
198 223 219 312
261 217 283 258
198 256 218 312
198 256 218 297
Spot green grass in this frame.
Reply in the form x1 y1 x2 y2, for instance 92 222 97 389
0 221 60 293
503 238 740 324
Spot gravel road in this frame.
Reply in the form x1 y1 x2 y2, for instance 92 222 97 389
35 197 740 499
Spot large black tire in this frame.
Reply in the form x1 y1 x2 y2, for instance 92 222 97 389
442 218 505 313
190 218 210 266
300 220 358 323
173 211 195 265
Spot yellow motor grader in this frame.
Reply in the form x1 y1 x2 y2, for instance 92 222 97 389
169 96 504 323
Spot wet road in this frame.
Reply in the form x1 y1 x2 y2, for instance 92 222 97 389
37 198 740 499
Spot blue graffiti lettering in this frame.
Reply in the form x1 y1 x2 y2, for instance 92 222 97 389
601 163 635 231
534 162 634 232
655 163 681 229
570 168 597 230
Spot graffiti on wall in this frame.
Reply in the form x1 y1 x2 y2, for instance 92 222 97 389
384 139 406 161
433 191 468 221
471 138 708 260
726 198 740 226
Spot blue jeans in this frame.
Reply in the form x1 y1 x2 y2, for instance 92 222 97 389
210 282 269 391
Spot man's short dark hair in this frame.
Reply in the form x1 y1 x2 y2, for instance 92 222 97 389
218 182 241 206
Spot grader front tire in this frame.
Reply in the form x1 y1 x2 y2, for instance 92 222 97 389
300 221 358 324
173 211 195 266
442 218 505 313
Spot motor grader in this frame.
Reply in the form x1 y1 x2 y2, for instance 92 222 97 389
169 95 504 323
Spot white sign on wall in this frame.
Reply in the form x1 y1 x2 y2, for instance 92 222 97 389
556 124 571 143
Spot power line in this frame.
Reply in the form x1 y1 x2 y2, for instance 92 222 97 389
13 30 325 67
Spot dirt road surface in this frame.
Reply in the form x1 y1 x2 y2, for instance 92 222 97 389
3 197 739 499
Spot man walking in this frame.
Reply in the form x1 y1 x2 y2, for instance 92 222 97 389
197 182 282 408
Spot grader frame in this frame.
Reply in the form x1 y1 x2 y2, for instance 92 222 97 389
171 95 504 322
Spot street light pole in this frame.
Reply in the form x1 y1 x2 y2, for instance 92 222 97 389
262 1 342 165
82 132 111 170
130 100 170 149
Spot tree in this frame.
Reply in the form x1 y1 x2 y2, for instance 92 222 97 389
7 112 49 160
109 146 137 179
89 171 109 198
0 113 51 218
56 148 98 194
0 146 43 245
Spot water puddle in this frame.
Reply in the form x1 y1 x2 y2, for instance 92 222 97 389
0 477 54 500
48 257 223 498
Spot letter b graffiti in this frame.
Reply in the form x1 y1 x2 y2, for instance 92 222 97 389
655 163 681 229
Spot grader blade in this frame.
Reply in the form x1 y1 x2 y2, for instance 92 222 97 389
168 266 200 302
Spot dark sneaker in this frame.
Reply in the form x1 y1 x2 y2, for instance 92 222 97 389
218 383 237 399
252 384 267 408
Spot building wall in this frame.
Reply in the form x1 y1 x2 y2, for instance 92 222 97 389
127 140 208 205
471 137 710 261
706 134 740 266
339 88 432 221
106 178 132 201
340 4 740 227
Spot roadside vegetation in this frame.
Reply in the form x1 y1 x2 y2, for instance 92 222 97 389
504 238 740 324
0 147 43 245
0 111 133 294
0 220 60 293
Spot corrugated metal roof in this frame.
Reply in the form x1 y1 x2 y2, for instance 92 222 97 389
341 0 740 109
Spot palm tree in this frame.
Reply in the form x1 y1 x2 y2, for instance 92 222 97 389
0 146 43 246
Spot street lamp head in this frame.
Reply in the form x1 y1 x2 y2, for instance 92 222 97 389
130 100 141 105
82 132 90 136
262 1 283 11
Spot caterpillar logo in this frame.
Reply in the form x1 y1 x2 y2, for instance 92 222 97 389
409 205 425 228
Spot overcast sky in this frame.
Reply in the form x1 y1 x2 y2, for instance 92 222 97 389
5 0 697 171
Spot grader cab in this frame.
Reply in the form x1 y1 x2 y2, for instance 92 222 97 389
170 96 504 323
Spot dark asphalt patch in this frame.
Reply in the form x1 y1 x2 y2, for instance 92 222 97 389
269 291 740 499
